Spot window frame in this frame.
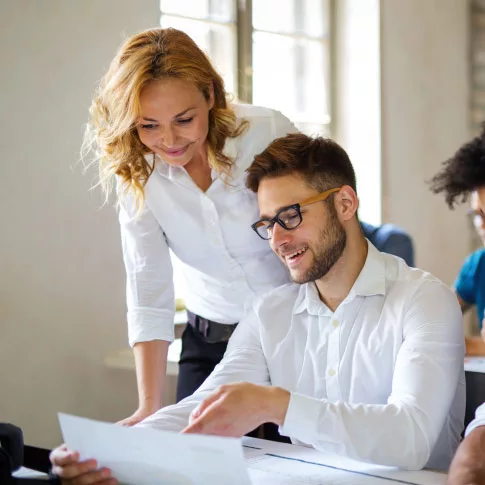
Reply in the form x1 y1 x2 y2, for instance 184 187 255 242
160 0 334 133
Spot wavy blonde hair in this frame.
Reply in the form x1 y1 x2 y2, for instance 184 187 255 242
84 28 248 210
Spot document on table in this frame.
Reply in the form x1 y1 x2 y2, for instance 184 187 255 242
58 413 251 485
243 437 447 485
59 414 446 485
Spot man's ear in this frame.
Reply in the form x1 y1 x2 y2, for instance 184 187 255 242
335 185 359 221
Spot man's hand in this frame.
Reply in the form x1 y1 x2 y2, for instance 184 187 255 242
117 405 158 427
182 382 290 437
50 444 118 484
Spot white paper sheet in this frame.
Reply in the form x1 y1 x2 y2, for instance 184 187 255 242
242 438 446 485
59 413 251 485
58 415 446 485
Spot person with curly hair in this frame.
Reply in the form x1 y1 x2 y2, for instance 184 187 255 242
429 126 485 355
85 27 297 427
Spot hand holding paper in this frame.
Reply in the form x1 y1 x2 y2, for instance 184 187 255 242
57 413 251 485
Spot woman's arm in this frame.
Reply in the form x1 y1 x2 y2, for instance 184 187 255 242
118 340 169 426
118 195 177 425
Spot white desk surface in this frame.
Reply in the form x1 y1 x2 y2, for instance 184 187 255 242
244 437 446 485
14 439 446 485
464 356 485 374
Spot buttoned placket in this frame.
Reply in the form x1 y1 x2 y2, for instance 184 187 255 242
194 174 253 287
325 306 342 402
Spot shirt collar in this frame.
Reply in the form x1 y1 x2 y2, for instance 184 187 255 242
292 240 387 316
349 240 387 298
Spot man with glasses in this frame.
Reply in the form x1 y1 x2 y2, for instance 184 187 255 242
50 133 464 482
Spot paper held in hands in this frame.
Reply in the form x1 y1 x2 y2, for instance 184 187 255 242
58 413 251 485
59 414 446 485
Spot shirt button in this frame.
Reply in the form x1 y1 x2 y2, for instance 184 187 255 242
332 320 339 328
328 369 336 377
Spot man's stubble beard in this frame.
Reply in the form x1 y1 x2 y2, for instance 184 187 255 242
290 204 347 284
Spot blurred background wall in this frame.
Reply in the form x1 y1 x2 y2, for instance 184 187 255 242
0 0 475 447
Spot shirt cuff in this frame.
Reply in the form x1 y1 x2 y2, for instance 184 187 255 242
127 308 175 347
465 403 485 436
279 392 323 444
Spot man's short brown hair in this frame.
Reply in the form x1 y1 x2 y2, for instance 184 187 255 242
246 133 357 194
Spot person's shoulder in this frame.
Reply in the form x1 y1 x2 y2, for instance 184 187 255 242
385 254 455 300
233 103 283 121
229 104 296 171
464 247 485 267
232 103 295 135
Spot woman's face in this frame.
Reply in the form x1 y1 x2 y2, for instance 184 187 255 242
136 78 214 168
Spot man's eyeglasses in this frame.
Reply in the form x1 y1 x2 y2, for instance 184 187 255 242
251 187 341 240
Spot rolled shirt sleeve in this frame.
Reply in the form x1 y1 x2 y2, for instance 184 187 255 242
119 195 176 346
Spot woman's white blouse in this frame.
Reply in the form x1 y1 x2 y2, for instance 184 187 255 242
119 104 297 346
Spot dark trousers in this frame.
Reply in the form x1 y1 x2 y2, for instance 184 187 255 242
176 323 228 401
176 321 291 444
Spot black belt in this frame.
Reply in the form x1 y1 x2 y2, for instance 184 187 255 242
186 310 238 343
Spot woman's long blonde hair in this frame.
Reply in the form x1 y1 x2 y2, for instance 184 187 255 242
84 28 247 210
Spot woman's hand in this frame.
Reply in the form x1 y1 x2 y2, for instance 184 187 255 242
117 405 158 427
50 444 117 484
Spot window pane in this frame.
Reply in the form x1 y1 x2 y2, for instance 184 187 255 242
160 0 235 22
252 32 330 127
294 122 330 137
160 15 237 94
253 0 329 37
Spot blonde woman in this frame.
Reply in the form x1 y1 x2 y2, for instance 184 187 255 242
87 28 296 427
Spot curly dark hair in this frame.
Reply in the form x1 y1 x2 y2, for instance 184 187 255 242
429 125 485 209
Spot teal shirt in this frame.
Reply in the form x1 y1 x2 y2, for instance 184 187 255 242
455 248 485 328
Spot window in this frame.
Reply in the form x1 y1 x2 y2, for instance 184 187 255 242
160 0 331 134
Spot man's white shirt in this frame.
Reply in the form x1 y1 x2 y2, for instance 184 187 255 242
138 242 465 471
119 104 296 346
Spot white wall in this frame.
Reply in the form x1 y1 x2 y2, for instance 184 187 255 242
380 0 471 284
0 0 160 448
336 0 471 284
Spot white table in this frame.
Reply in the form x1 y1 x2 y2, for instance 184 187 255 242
13 439 446 485
244 437 446 485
